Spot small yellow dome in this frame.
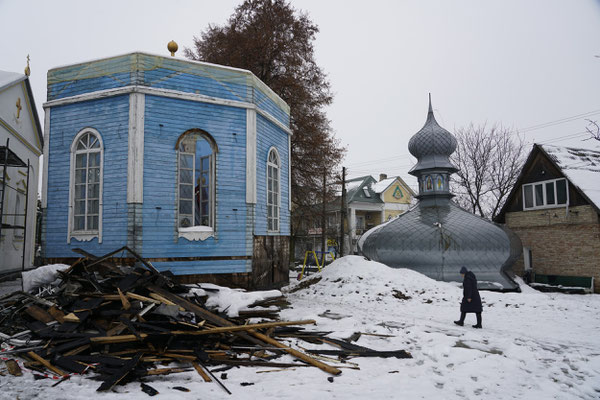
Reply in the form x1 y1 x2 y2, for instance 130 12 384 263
167 40 178 57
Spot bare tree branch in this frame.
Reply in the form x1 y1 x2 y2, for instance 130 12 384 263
584 119 600 141
451 124 526 220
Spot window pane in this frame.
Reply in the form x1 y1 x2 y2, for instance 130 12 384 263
201 201 208 216
201 157 209 171
273 179 278 193
74 216 85 230
268 192 273 205
179 169 192 184
77 135 87 150
76 169 86 184
179 216 192 228
180 154 193 169
75 184 86 200
273 220 278 231
179 184 193 199
89 152 100 167
524 185 533 208
88 168 100 183
268 205 273 218
545 182 555 205
88 200 99 214
268 218 273 231
556 180 567 204
88 216 98 230
76 154 87 168
179 200 192 215
89 136 100 149
88 184 99 199
201 215 209 226
201 187 209 201
75 200 85 215
535 184 544 206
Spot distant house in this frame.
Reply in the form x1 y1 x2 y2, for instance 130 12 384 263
346 174 415 249
0 69 43 273
293 174 415 259
42 52 291 289
494 144 600 292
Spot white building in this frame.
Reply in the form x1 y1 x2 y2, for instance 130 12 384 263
0 69 43 273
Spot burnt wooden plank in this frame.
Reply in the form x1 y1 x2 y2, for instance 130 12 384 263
97 352 143 391
5 359 22 376
25 305 54 323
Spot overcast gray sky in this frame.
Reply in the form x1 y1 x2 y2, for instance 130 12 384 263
2 0 599 190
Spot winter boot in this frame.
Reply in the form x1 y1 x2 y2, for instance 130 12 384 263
454 312 466 326
472 313 482 329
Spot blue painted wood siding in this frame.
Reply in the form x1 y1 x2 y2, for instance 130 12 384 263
142 95 250 275
48 54 290 126
44 95 130 257
255 114 290 236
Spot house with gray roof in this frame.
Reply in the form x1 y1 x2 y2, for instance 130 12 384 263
293 173 415 259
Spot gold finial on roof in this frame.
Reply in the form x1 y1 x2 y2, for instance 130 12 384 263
24 54 30 76
167 40 178 57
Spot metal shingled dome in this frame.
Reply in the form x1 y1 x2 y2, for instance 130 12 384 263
408 100 457 159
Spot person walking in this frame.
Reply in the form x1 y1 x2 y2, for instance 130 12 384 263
454 266 483 328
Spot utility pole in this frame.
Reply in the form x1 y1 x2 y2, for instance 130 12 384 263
321 169 327 266
339 167 346 257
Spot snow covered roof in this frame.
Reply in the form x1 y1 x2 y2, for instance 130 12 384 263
541 144 600 210
0 70 26 91
372 177 397 194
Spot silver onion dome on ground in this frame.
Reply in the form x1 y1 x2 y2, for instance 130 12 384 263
359 95 521 290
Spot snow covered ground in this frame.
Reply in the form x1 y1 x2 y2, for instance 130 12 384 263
2 256 600 399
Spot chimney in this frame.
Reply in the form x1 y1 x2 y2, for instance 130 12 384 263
379 173 387 182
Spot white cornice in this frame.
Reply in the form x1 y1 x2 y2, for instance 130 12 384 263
43 85 292 136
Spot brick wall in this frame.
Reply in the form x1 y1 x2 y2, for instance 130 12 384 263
506 205 600 292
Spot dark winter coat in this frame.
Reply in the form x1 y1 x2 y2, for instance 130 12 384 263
460 271 482 313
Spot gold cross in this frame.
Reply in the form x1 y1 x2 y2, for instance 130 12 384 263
16 98 22 119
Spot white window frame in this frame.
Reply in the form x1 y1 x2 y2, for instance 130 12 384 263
176 130 217 241
267 147 281 233
67 128 104 243
522 178 569 211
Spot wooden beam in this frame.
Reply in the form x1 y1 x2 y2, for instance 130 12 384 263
169 319 315 335
90 334 148 344
27 352 65 376
191 361 212 382
147 286 341 375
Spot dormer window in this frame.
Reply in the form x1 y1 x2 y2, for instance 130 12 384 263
363 187 371 197
523 178 568 210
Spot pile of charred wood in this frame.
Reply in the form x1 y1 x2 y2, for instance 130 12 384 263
0 247 411 395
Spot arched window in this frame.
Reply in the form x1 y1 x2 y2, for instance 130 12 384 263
70 129 103 240
267 147 280 232
436 175 444 191
425 175 433 191
177 130 216 230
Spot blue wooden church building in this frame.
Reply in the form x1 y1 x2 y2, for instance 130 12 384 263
41 51 291 288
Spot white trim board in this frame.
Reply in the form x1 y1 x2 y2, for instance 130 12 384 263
246 109 257 204
41 109 50 208
127 93 145 204
43 85 292 136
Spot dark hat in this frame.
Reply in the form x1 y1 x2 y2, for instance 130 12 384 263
459 266 468 274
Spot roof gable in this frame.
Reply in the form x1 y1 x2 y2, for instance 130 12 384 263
0 73 43 154
541 144 600 211
346 176 382 204
495 143 600 221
